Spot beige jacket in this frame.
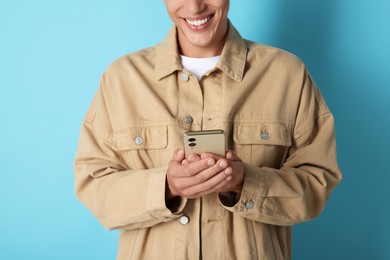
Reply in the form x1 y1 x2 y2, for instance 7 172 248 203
74 23 342 260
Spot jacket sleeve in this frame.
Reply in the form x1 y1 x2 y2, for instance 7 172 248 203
220 73 342 226
74 84 186 231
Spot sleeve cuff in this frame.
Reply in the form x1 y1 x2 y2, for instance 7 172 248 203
220 163 266 213
146 166 187 221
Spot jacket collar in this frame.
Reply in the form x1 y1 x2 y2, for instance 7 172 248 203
154 20 247 82
154 26 182 80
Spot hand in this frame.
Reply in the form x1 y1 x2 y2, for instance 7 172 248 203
201 150 244 194
166 149 234 199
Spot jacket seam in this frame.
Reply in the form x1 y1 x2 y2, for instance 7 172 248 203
294 112 331 141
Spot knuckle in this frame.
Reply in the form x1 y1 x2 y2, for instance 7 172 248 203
175 181 185 191
196 173 207 183
183 167 192 176
182 189 191 198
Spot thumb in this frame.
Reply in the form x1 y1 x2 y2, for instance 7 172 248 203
173 149 185 161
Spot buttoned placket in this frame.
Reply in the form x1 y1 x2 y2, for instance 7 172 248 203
178 71 210 260
179 71 203 131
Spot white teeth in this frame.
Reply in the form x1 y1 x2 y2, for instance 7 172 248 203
185 16 211 27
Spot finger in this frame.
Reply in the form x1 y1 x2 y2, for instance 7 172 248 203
188 153 201 163
173 149 185 162
182 159 190 165
177 159 232 197
182 154 201 165
225 151 233 160
191 159 230 184
200 152 225 160
178 158 227 190
226 150 241 161
184 170 233 198
200 152 211 159
170 157 218 193
180 157 216 178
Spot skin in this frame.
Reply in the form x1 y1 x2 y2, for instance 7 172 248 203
166 150 245 199
163 0 230 57
164 0 245 200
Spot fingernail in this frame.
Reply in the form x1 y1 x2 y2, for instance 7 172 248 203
219 160 227 168
207 158 215 166
226 176 232 181
224 168 232 175
226 152 232 159
201 153 210 159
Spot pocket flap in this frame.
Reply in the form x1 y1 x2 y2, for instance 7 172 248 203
113 125 168 150
233 122 292 146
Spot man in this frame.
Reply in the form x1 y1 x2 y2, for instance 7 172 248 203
74 0 342 259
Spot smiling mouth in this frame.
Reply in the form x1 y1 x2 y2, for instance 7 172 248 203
184 15 213 27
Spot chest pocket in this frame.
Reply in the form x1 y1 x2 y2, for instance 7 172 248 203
233 122 292 168
112 125 168 169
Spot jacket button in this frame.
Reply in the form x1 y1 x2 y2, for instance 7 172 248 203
134 136 144 145
181 73 190 82
245 200 254 209
179 215 190 225
261 131 269 140
183 115 193 124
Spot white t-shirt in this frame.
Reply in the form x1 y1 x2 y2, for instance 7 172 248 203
180 55 221 79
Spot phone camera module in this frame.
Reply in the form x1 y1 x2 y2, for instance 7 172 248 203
188 142 196 147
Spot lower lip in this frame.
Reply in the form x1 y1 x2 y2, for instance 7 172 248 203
184 16 213 31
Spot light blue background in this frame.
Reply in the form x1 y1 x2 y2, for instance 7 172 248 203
1 1 389 259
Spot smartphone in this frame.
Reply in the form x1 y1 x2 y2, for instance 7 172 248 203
183 130 226 157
